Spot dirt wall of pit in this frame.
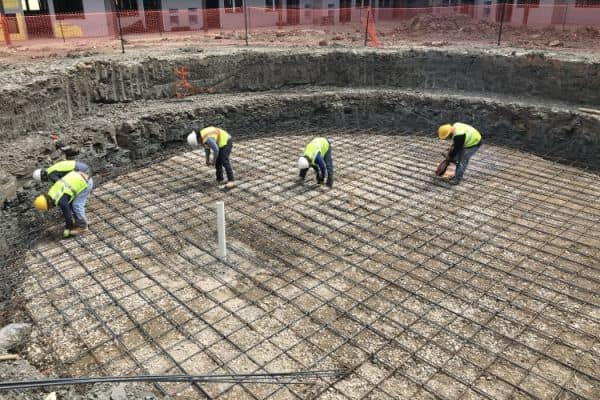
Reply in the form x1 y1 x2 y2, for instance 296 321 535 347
1 49 599 140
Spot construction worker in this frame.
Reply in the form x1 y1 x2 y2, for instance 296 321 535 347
438 122 482 183
33 170 93 238
297 137 334 188
187 126 235 186
32 160 92 183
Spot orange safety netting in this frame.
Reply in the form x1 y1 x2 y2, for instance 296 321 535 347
362 7 380 48
175 66 216 98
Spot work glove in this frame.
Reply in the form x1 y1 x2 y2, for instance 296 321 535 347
63 229 71 238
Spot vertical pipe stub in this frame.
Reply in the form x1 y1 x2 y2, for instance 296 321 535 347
216 201 227 259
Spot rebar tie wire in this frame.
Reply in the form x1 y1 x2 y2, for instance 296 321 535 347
0 369 347 391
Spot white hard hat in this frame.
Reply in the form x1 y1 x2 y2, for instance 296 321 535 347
32 169 42 182
187 131 198 147
297 156 309 170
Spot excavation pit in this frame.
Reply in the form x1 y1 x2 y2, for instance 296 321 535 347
19 131 600 400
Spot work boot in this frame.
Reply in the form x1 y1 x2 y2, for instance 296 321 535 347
69 227 87 236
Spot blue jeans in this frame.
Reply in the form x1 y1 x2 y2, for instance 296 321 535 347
455 145 481 181
216 140 234 182
72 177 93 228
323 146 334 186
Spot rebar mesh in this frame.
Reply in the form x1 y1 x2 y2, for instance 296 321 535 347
19 130 600 399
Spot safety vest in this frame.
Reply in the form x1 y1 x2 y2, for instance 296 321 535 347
46 160 76 175
200 127 230 149
47 171 88 205
453 123 481 148
304 137 330 165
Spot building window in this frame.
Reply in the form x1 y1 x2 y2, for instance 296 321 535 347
189 8 199 25
116 0 139 15
6 14 19 34
355 0 370 8
53 0 84 19
265 0 282 11
516 0 540 7
169 9 179 27
225 0 243 13
575 0 600 6
21 0 46 11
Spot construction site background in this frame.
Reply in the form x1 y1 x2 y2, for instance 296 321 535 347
1 3 600 58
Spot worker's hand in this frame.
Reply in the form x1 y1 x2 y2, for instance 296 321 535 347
63 229 71 238
326 180 333 188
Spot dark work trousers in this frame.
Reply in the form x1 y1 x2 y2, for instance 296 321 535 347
323 147 334 186
455 144 481 181
216 140 234 182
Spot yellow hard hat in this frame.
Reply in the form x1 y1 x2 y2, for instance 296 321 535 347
33 195 49 211
438 124 453 140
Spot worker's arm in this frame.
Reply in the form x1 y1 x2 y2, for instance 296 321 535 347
448 135 465 161
47 172 63 183
204 138 219 165
57 196 74 230
315 153 327 183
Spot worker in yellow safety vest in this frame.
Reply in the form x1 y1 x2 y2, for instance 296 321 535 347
187 126 235 186
297 137 334 188
32 160 92 183
438 122 482 183
33 171 93 238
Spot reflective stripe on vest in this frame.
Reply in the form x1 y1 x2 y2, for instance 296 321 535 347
453 123 481 148
200 127 230 148
47 171 88 204
46 160 76 175
304 138 330 165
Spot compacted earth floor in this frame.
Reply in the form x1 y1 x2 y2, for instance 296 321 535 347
17 131 600 399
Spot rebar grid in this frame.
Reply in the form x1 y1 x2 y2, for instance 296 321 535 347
19 131 600 400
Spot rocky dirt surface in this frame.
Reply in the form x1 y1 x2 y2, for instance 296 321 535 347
13 132 600 400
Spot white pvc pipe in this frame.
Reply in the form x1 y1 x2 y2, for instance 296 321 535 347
216 201 227 259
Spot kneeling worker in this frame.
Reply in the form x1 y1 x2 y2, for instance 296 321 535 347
187 126 235 186
438 122 482 183
33 160 92 184
297 137 334 188
33 170 93 238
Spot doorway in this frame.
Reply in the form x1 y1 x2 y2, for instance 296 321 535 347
143 0 163 32
204 0 221 29
340 0 351 23
286 0 299 25
22 0 53 38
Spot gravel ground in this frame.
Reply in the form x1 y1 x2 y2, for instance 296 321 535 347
16 131 600 400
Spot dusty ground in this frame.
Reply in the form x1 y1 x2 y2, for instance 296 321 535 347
1 12 599 64
13 131 600 399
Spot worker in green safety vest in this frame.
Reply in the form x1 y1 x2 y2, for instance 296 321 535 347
33 171 93 238
32 160 92 183
297 137 334 188
187 126 235 187
438 122 482 184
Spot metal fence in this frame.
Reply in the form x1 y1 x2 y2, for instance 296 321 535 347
1 4 600 52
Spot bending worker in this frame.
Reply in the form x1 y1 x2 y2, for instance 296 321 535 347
33 170 93 238
297 137 334 188
187 126 235 186
438 122 482 183
33 160 91 183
